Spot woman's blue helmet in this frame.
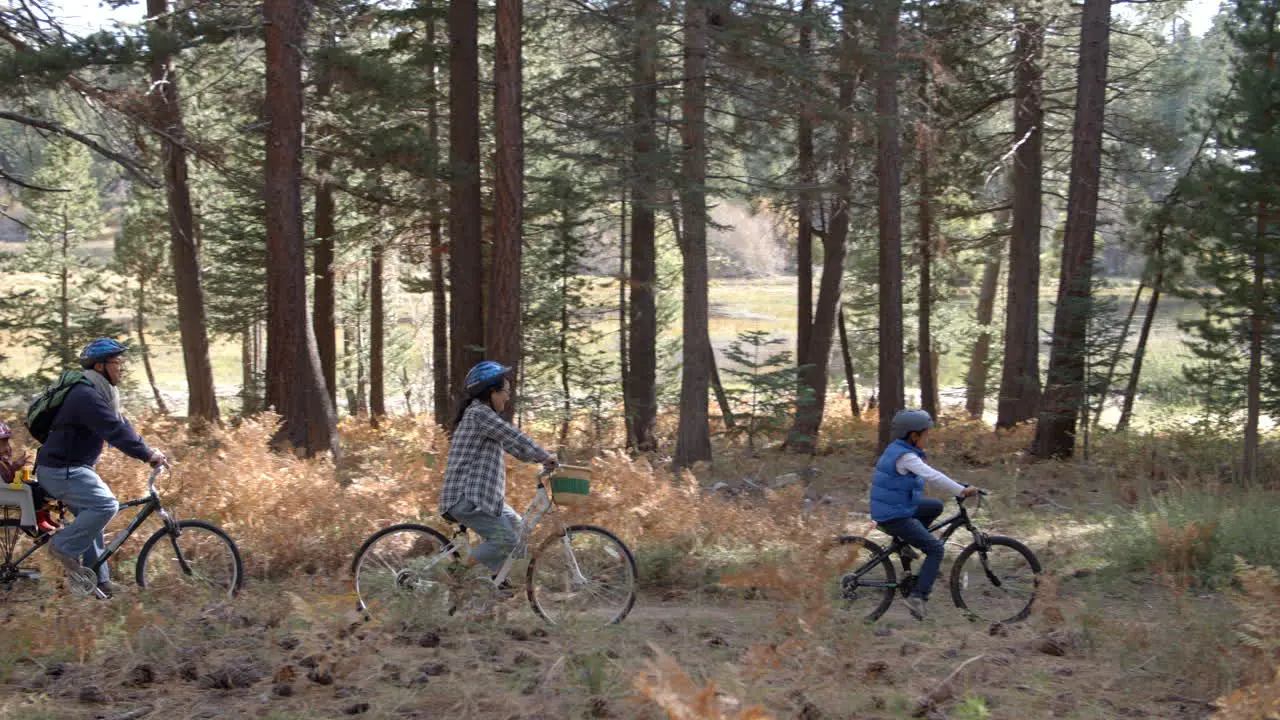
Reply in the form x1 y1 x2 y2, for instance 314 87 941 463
79 338 128 368
464 361 511 397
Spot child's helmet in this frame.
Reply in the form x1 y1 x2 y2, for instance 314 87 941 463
78 338 128 368
890 409 934 442
0 420 11 439
464 361 512 397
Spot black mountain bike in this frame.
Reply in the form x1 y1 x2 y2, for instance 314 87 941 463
827 493 1041 623
0 466 243 601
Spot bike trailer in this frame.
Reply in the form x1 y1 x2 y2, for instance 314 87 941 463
550 465 592 506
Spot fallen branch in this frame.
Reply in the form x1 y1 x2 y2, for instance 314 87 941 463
914 654 987 717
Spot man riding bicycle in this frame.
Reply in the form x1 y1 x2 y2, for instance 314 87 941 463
34 338 169 597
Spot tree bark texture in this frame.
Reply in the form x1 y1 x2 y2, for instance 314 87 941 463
1031 0 1111 459
263 0 339 457
997 10 1044 429
426 6 449 426
449 0 485 426
787 0 853 452
876 0 904 451
370 243 386 421
675 0 713 469
965 249 1002 419
147 0 220 423
628 0 660 451
488 0 523 421
795 0 815 367
312 53 338 411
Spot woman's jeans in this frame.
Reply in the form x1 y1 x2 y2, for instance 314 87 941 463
35 465 118 584
446 499 523 572
878 498 945 600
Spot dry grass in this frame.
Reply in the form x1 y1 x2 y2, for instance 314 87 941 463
1 409 1278 718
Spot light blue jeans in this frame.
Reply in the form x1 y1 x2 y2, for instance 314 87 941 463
35 465 118 584
446 499 522 572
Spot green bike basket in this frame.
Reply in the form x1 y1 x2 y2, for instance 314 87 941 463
549 466 592 506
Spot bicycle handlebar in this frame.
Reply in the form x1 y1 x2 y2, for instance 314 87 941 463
147 465 168 496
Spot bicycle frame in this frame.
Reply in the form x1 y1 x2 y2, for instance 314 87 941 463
428 472 567 587
7 467 180 583
850 497 988 588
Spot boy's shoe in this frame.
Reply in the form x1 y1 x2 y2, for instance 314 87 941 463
47 543 85 575
96 580 127 598
904 595 927 621
491 577 515 600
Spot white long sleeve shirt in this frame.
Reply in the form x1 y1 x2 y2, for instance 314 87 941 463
894 453 967 497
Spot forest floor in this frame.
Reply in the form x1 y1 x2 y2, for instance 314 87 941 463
1 414 1278 719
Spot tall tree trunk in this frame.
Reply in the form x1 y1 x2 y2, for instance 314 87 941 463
559 254 571 447
1092 280 1144 429
147 0 220 423
788 0 853 452
312 50 338 411
488 0 523 420
370 243 386 423
263 0 339 457
965 248 1003 419
795 0 815 367
875 0 905 450
449 0 485 426
916 3 938 420
343 310 357 416
1243 202 1267 483
628 0 659 451
710 347 736 429
997 9 1044 429
426 4 449 426
619 189 632 447
240 326 257 416
1031 0 1111 459
675 0 713 469
59 208 70 367
135 281 169 415
1117 244 1163 432
838 304 859 420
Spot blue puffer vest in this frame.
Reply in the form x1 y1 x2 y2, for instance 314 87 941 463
870 439 926 522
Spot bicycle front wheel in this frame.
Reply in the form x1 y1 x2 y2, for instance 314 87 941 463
527 525 636 626
136 520 243 601
825 536 897 621
949 536 1041 624
352 523 455 616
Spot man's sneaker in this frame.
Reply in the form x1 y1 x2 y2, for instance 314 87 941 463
904 595 927 620
491 576 515 600
47 543 85 575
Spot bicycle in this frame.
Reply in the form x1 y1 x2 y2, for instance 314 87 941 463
827 492 1041 624
352 467 638 626
0 466 243 601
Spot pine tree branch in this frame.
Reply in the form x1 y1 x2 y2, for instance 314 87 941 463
0 110 160 187
0 165 65 193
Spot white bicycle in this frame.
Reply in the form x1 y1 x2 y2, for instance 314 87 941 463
352 468 637 626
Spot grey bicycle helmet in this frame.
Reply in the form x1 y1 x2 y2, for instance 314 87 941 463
890 409 934 442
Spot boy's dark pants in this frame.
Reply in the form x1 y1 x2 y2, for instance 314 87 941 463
878 498 945 600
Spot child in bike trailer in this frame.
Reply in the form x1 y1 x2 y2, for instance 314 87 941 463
0 420 28 484
439 361 558 593
870 409 981 620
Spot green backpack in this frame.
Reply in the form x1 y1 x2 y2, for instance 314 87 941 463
25 371 93 444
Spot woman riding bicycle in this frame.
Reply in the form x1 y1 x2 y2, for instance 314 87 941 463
871 409 980 620
440 361 558 586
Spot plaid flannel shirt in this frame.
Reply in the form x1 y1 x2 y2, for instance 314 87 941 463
439 401 551 517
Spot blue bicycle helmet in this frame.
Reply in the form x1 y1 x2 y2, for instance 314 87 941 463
464 361 511 396
79 338 128 368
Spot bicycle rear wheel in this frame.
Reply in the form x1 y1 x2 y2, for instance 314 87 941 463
527 525 636 626
352 523 456 616
825 536 897 621
136 520 243 601
0 513 42 597
949 536 1041 624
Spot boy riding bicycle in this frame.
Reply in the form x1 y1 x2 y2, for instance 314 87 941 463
871 409 981 620
440 361 558 591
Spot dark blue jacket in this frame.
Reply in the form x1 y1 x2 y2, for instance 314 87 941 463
34 383 152 469
870 439 926 522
